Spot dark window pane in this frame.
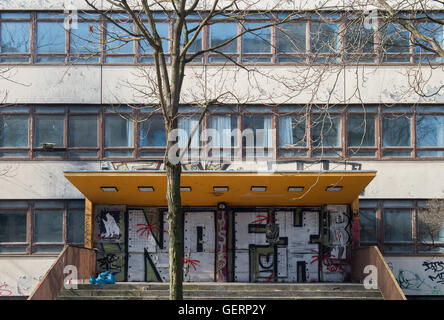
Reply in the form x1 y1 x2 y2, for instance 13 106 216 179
139 116 166 147
37 21 65 53
105 116 133 147
345 22 374 54
416 115 444 147
415 22 443 53
180 22 202 53
70 22 101 54
382 23 410 53
360 209 377 243
277 22 306 53
106 22 134 54
311 115 341 147
311 22 340 54
383 209 412 242
68 209 84 244
210 22 238 53
0 115 28 147
0 22 30 53
141 22 169 53
278 115 306 147
242 23 271 53
347 114 375 147
383 116 411 147
34 210 63 243
34 115 65 147
69 115 98 147
0 211 27 242
243 115 272 148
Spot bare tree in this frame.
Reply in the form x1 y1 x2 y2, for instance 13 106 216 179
76 0 444 299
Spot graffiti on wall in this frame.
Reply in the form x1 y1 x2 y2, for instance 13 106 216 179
0 282 12 297
388 257 444 296
233 205 352 283
216 208 229 282
94 206 126 281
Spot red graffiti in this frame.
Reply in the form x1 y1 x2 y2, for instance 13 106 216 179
89 25 94 33
310 249 346 274
136 215 169 240
250 214 271 224
0 283 12 297
265 272 274 283
184 252 201 275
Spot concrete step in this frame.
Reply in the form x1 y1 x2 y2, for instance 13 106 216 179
72 282 370 291
58 282 383 300
57 295 384 301
59 289 382 298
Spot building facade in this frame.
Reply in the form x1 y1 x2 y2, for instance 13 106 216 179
0 0 444 298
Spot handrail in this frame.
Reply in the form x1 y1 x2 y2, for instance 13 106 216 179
351 246 407 300
27 245 97 300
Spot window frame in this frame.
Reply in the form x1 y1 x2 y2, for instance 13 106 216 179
0 200 85 256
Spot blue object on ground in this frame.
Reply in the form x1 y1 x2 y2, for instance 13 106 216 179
90 270 116 284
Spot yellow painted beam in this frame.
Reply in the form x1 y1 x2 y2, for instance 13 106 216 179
84 198 94 249
65 171 376 207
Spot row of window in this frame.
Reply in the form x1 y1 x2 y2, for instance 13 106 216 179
1 105 444 160
0 200 84 254
0 11 442 65
360 200 444 254
1 199 441 255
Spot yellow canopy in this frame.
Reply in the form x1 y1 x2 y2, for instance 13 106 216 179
64 171 376 207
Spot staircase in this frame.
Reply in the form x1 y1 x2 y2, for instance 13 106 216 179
57 282 383 300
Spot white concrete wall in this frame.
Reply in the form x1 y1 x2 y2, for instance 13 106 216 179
0 161 100 199
0 256 55 296
0 160 443 200
1 66 444 105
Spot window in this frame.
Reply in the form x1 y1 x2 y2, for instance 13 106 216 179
241 22 272 62
36 12 66 62
178 115 201 159
209 22 238 62
140 21 169 63
278 115 306 148
0 12 31 63
68 209 85 244
208 115 238 159
414 18 443 63
416 115 444 157
242 114 273 157
69 14 101 63
69 115 98 147
347 113 376 157
34 115 65 148
0 210 27 242
34 210 63 243
383 209 413 253
105 14 134 63
104 115 134 157
382 114 411 157
359 209 377 244
180 22 202 54
0 200 84 255
139 115 166 147
381 22 411 62
344 19 375 62
310 17 340 62
0 114 28 147
311 114 342 156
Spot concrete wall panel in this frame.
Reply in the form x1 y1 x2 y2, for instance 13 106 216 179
0 256 55 297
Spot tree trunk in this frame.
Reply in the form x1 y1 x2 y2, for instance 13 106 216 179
166 161 183 300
